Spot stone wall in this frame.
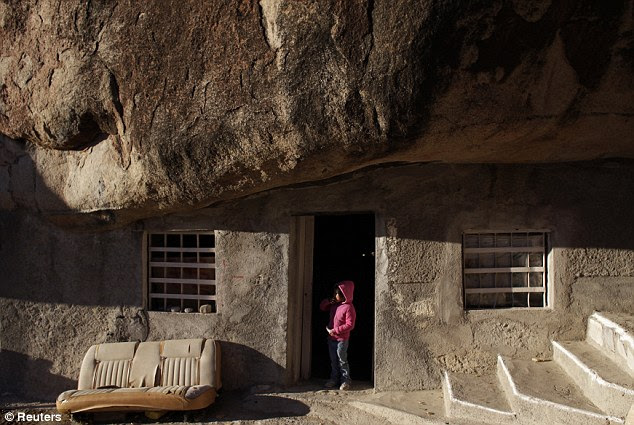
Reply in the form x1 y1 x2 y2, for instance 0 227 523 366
1 160 633 399
1 1 632 223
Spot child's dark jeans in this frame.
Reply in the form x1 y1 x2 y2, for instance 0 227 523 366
328 338 351 384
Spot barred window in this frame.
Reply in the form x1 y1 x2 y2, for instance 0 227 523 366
147 232 217 313
463 231 548 309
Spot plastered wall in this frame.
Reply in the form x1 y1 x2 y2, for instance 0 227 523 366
1 161 633 399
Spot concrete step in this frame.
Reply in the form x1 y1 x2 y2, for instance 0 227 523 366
497 355 624 425
553 340 634 418
350 389 492 425
341 402 407 425
587 311 634 377
442 370 517 424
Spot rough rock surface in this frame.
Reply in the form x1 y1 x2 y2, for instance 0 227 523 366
0 0 633 226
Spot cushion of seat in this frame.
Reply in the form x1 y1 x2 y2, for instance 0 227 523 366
56 385 215 413
183 385 213 399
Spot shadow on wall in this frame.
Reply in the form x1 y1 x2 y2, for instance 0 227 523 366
0 135 143 307
386 161 634 251
0 350 77 403
147 159 634 250
219 342 286 391
570 277 634 318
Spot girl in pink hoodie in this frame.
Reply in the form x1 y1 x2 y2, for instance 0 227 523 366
319 280 356 390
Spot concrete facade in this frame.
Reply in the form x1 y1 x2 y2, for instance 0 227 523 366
1 161 633 400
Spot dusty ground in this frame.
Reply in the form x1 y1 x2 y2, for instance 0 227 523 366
1 381 467 425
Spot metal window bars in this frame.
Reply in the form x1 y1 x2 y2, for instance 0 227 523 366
463 231 548 309
148 232 217 313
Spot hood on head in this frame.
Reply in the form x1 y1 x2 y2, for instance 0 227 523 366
338 280 354 303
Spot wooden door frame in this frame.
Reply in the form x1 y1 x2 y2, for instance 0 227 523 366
287 213 378 385
287 216 314 383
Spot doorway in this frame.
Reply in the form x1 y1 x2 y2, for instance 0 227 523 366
309 214 375 383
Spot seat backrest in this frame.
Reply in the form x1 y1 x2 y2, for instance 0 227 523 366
77 341 138 390
77 338 221 390
159 339 203 386
200 339 222 390
156 339 220 388
129 341 161 388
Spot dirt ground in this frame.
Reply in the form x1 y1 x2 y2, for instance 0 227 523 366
1 381 461 425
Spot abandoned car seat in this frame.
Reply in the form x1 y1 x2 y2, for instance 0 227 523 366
56 338 221 413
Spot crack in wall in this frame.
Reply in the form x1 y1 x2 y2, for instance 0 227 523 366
364 0 375 68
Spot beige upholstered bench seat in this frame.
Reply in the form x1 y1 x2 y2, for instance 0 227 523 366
56 339 221 414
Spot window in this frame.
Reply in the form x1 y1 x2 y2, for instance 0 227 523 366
463 231 548 309
147 232 217 313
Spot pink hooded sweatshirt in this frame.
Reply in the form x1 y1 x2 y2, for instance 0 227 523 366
319 280 356 341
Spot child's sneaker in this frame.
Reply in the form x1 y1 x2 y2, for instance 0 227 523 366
324 380 337 388
339 381 351 391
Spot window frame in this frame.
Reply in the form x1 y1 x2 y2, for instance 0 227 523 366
144 230 218 313
462 229 550 310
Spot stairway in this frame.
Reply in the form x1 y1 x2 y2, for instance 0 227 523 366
443 311 634 425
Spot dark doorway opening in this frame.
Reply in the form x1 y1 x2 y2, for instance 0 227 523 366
310 214 375 384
